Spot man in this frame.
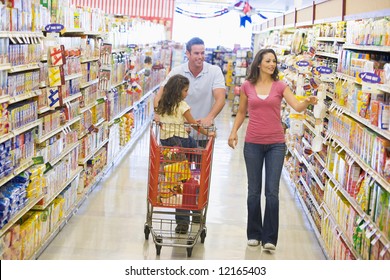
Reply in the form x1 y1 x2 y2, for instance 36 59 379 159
154 37 226 233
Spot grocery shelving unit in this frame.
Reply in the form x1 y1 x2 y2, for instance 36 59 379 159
0 2 169 260
252 0 390 260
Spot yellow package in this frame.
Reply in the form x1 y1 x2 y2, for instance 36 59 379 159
164 160 191 185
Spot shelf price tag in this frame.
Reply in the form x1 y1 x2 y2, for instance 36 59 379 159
316 66 333 75
44 162 53 174
356 215 366 226
370 233 381 245
365 225 377 239
296 60 309 67
45 24 65 33
32 156 44 165
359 72 381 84
380 243 390 258
96 98 105 104
359 220 370 230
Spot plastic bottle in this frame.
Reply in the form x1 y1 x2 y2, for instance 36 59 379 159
182 178 199 206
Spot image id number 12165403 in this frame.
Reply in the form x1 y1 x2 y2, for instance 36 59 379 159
218 266 266 276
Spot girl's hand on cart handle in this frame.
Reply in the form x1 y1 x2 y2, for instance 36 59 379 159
228 132 238 149
209 131 216 138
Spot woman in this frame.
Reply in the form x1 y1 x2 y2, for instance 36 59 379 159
228 49 318 251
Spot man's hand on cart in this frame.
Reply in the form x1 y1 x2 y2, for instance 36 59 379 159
197 116 213 127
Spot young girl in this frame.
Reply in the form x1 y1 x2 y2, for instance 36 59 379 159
155 74 214 234
155 74 213 148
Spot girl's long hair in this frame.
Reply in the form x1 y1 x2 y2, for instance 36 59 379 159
246 48 279 84
156 74 190 116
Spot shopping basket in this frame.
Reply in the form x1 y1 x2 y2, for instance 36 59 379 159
144 121 215 257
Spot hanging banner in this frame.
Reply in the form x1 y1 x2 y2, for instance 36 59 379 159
72 0 174 20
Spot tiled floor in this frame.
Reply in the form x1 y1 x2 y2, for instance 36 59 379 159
38 102 326 260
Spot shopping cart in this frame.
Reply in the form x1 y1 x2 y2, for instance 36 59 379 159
144 121 215 257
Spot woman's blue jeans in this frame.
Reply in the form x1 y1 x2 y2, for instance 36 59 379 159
243 142 286 246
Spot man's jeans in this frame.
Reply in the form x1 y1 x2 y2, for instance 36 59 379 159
160 136 198 225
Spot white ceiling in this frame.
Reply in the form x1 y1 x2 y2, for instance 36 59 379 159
175 0 315 13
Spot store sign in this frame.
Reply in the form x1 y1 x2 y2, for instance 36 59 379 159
316 66 333 74
45 24 64 33
296 60 309 67
359 72 381 84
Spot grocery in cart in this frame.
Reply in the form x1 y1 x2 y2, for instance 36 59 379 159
144 121 215 257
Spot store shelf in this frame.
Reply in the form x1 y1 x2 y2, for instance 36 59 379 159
329 134 390 193
336 72 389 91
301 156 325 191
49 142 80 166
29 198 82 259
321 203 361 260
317 37 346 42
62 92 82 104
80 78 99 89
78 138 109 165
84 31 103 36
79 101 97 114
0 95 10 103
110 80 125 90
61 28 86 34
324 168 390 249
9 90 42 104
94 118 105 127
0 119 41 145
332 103 390 141
0 194 45 236
301 137 326 167
343 44 390 52
108 116 151 169
65 73 83 81
0 31 44 39
112 47 127 53
303 120 320 137
9 63 40 73
0 159 35 193
315 51 339 59
38 106 52 114
32 167 83 210
80 57 99 63
37 116 80 144
377 84 390 93
106 87 154 126
0 63 11 71
299 176 323 214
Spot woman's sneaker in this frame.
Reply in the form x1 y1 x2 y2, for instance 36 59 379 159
247 239 260 246
263 243 276 251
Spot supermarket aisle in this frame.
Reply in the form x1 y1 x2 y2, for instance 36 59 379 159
39 102 326 260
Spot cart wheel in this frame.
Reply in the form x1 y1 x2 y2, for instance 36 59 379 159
155 236 163 255
144 225 150 240
156 245 162 255
200 229 206 243
186 247 193 257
